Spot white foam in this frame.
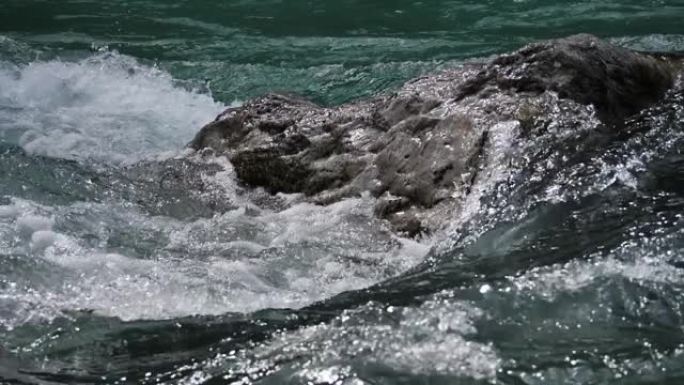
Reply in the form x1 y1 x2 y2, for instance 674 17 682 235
15 214 53 237
0 205 19 218
0 196 430 326
0 51 225 164
29 230 57 252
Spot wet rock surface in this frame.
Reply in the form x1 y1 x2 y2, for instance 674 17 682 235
188 34 681 236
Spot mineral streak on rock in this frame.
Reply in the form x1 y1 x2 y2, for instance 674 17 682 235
189 34 680 236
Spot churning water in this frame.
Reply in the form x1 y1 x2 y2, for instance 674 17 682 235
1 1 684 384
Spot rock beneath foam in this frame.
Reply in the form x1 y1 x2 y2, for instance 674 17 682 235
189 34 681 236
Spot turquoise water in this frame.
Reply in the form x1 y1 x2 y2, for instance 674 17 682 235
1 1 684 384
2 0 683 104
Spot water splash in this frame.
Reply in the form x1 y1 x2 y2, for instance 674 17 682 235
0 50 224 164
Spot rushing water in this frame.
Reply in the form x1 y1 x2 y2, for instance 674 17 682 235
1 1 684 384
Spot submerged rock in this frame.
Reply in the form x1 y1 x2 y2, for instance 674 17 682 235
189 34 681 236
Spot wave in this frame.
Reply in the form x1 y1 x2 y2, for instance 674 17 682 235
0 190 429 329
0 49 225 164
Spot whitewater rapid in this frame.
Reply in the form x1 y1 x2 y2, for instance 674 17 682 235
0 48 431 330
0 49 223 164
1 34 683 385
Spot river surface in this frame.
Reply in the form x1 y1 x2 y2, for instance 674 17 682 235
1 1 684 384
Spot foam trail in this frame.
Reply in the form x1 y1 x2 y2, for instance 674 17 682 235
0 51 225 164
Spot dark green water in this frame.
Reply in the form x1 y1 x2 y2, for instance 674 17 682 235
1 1 684 384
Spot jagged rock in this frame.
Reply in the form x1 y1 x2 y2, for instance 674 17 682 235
189 34 680 235
455 35 675 124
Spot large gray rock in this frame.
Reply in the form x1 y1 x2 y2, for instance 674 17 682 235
189 34 680 236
